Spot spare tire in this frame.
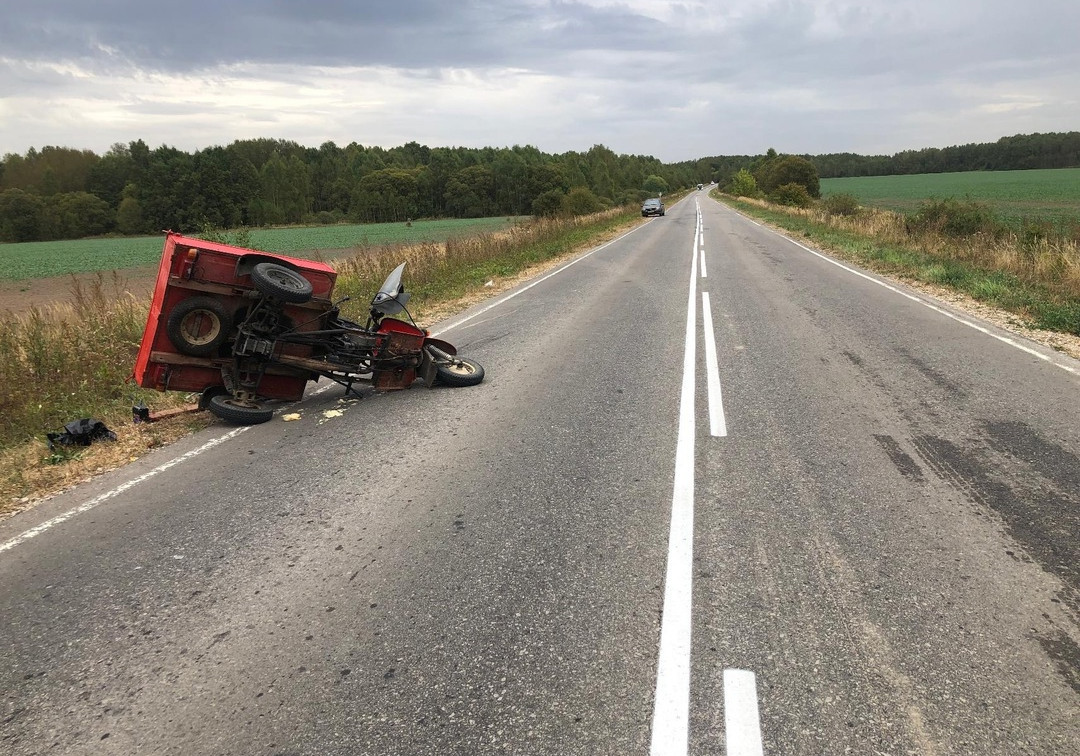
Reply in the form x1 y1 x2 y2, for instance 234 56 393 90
251 262 313 303
166 296 231 357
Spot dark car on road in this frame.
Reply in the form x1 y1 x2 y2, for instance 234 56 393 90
642 198 665 217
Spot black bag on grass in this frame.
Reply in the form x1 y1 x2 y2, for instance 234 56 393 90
46 419 117 451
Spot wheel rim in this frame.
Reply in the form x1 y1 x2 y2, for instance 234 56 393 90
267 268 305 291
179 310 222 346
223 398 256 408
445 362 476 376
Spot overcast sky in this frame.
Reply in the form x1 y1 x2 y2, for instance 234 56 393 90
1 0 1077 163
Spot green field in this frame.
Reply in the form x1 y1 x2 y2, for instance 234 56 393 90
820 168 1080 229
0 217 524 281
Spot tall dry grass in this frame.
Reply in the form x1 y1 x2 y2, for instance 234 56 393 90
0 274 170 450
748 196 1080 313
0 274 206 512
814 205 1080 301
331 210 634 319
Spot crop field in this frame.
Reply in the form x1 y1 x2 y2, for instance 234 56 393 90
0 217 524 281
820 168 1080 229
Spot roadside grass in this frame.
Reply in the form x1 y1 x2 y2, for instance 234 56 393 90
718 197 1080 336
0 208 641 518
331 211 634 319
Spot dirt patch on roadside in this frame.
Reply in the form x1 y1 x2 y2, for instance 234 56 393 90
0 268 158 313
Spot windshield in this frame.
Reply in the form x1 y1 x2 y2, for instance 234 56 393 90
370 262 410 315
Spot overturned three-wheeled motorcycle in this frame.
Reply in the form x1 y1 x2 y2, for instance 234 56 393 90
133 232 484 424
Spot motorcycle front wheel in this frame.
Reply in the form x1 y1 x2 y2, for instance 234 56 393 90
435 358 484 387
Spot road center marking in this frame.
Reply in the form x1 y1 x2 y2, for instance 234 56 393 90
724 669 766 756
649 212 699 756
701 292 728 437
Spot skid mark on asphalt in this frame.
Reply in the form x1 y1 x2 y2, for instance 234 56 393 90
873 435 925 483
911 425 1080 693
912 430 1080 599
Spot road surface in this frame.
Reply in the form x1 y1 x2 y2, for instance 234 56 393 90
2 191 1078 755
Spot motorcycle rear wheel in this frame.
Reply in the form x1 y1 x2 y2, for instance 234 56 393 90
207 394 274 425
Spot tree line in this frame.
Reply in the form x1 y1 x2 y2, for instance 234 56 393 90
1 131 1076 243
0 139 710 243
808 131 1080 179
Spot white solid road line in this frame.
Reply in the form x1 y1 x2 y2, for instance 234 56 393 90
0 427 250 554
783 233 1080 376
650 205 755 753
724 669 766 756
698 213 708 279
698 206 727 436
650 214 700 756
727 202 1079 377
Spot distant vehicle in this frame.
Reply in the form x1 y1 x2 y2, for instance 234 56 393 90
641 198 665 217
697 183 703 190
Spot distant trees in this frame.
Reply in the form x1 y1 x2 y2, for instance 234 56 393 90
443 166 496 218
810 132 1080 178
563 187 605 216
753 153 820 198
115 184 144 235
531 189 565 217
2 132 1077 242
350 168 421 223
727 169 759 198
0 138 702 241
643 175 668 195
0 189 43 242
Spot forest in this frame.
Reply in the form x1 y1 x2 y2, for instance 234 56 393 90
0 140 712 243
809 131 1080 178
0 131 1077 243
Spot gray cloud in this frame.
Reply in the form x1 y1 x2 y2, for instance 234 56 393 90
1 0 1077 161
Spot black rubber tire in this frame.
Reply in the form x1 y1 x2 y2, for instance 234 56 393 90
197 385 230 410
207 394 274 425
251 262 313 303
435 358 484 387
166 296 231 357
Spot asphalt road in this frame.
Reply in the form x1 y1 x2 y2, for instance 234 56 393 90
2 192 1078 755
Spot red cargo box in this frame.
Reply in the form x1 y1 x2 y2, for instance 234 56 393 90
133 232 338 401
